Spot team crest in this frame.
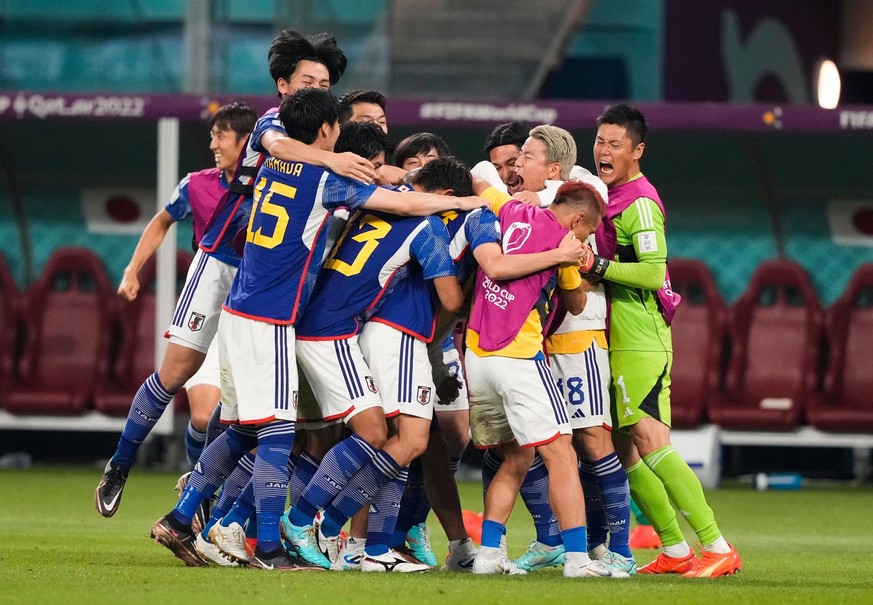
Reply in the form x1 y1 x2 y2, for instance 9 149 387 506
365 376 379 394
417 386 432 405
293 391 299 409
187 312 206 332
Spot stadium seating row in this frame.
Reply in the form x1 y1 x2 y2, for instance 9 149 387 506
670 258 873 432
0 247 192 416
1 249 871 434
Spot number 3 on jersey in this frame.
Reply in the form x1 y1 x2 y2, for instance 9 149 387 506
324 213 392 277
247 177 295 249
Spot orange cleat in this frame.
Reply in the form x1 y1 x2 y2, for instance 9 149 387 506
681 545 742 578
637 550 697 575
245 537 257 558
629 524 662 549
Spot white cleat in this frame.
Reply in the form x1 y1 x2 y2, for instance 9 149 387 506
208 520 251 564
360 549 431 573
442 538 478 572
195 533 239 567
315 513 340 566
563 557 629 578
471 551 527 575
331 537 366 571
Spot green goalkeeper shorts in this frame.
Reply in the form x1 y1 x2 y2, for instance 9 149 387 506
609 350 672 431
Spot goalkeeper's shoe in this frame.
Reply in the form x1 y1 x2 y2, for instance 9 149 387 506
637 550 697 575
512 540 565 571
208 520 251 564
681 545 742 578
629 524 662 549
95 461 128 518
279 512 331 569
195 533 238 567
150 515 207 567
405 523 438 567
360 549 432 573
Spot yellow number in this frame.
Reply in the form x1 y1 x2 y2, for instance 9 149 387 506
439 210 459 225
324 214 392 276
247 177 296 249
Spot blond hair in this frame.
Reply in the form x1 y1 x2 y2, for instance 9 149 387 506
528 124 576 180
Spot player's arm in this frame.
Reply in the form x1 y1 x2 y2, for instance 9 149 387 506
118 209 176 301
262 130 376 183
432 276 464 314
472 179 512 214
558 264 587 316
474 234 585 281
376 164 407 186
582 197 667 290
415 216 464 314
362 187 484 216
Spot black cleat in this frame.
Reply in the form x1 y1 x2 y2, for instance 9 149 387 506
150 515 208 567
95 461 128 518
250 547 326 571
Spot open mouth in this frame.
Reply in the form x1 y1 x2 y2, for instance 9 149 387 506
507 175 524 195
598 161 614 177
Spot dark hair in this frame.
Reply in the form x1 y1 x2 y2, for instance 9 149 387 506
551 180 605 217
338 89 387 123
405 156 473 197
334 121 389 161
278 88 340 145
483 122 530 154
268 30 347 91
208 102 258 142
596 103 647 147
393 132 451 168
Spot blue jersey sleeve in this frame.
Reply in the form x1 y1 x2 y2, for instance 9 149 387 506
249 110 285 154
321 172 379 211
410 216 456 280
163 173 192 222
465 208 501 251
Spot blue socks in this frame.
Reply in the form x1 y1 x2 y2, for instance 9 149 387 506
288 451 320 508
112 372 174 471
365 467 410 556
579 460 609 550
520 454 561 547
561 526 588 554
593 452 632 558
185 420 208 469
202 452 255 538
253 421 295 553
481 520 506 548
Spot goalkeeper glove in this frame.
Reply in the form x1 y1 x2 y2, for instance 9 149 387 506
581 253 610 282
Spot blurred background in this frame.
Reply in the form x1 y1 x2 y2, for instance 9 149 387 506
1 0 872 486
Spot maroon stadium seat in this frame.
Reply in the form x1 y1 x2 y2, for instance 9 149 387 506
0 254 22 400
667 259 726 428
94 251 193 415
808 264 873 432
708 259 823 430
4 248 115 414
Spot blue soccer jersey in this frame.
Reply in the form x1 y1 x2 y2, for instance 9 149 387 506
296 211 455 339
442 208 501 283
199 108 282 267
223 156 378 324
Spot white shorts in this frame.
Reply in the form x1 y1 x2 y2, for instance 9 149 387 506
435 345 469 412
465 349 570 448
184 339 221 390
296 336 383 424
549 342 612 430
217 311 297 425
359 321 435 421
168 249 238 354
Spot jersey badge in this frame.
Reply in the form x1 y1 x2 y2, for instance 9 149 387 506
365 376 379 394
502 221 532 253
416 386 432 405
187 312 206 332
637 231 658 253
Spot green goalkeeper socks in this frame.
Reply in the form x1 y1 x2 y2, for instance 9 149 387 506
643 445 723 547
625 460 685 547
629 497 652 526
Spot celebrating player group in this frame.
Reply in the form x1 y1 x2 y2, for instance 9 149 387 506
95 29 741 579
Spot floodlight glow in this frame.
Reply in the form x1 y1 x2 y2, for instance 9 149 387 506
816 59 841 109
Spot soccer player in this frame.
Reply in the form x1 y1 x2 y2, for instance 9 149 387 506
483 121 529 195
394 132 451 170
339 89 388 133
94 103 256 517
466 178 622 578
150 88 485 570
585 103 741 578
94 30 371 518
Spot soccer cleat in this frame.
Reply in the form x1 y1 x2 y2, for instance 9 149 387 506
195 533 238 567
331 537 366 571
279 512 331 569
394 545 431 566
150 515 208 567
629 524 662 549
95 461 128 518
315 513 340 565
563 557 629 578
442 538 478 572
360 549 432 573
405 523 438 567
512 540 566 571
174 471 212 536
208 520 251 564
592 548 637 575
637 550 698 575
250 546 326 571
245 537 257 558
471 551 527 575
681 545 742 578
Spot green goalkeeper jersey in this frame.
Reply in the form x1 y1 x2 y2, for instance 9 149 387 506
601 174 672 353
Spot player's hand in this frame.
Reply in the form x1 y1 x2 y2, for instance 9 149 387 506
457 195 488 211
513 190 541 206
557 232 587 264
326 152 377 184
117 269 140 301
436 375 462 405
375 164 407 186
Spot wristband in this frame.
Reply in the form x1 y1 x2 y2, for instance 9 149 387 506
583 255 610 282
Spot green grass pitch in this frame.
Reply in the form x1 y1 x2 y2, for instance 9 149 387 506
3 466 873 604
